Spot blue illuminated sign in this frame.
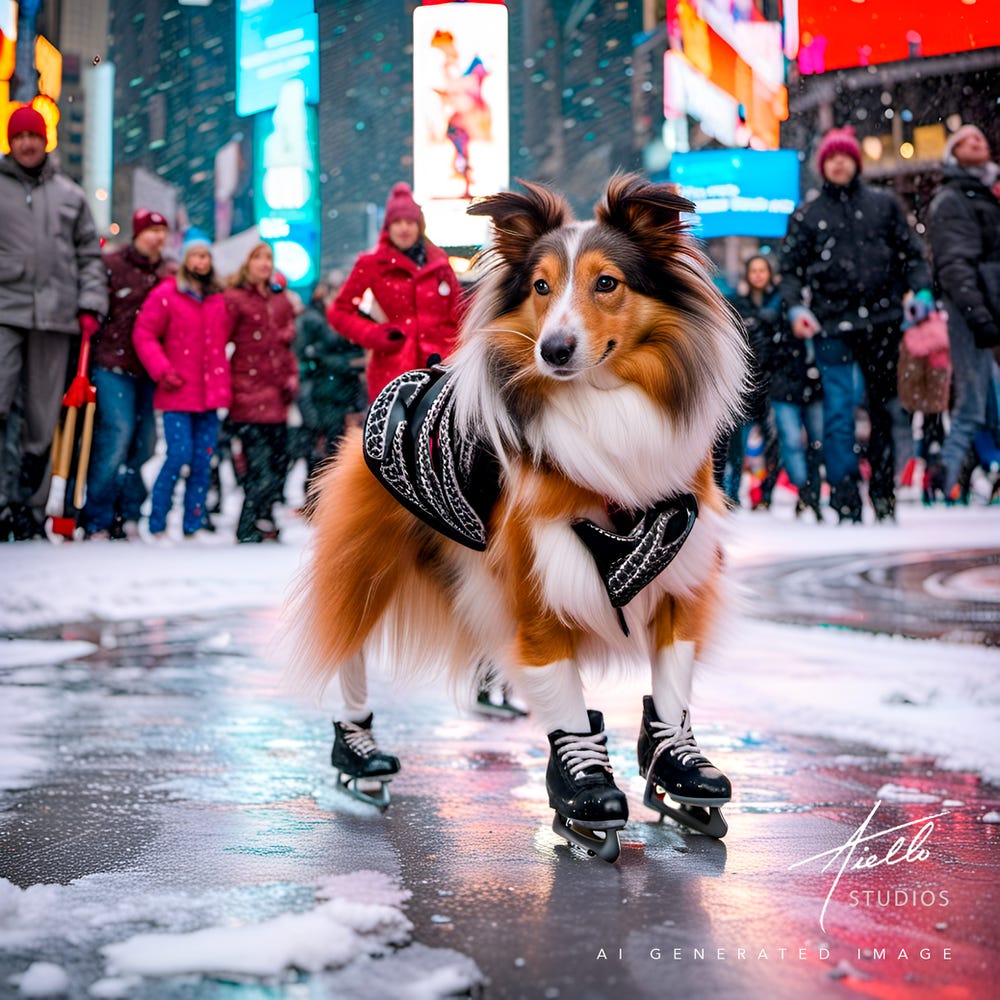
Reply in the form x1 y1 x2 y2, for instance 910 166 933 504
667 149 800 239
236 0 319 118
254 86 320 288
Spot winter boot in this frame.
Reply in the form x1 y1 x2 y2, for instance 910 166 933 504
795 479 823 522
331 714 400 809
637 695 730 838
871 495 896 523
547 709 628 862
831 474 862 524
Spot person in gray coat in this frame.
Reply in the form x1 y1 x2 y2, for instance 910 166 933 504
0 105 108 540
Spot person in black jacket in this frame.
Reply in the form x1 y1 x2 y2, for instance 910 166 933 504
779 126 932 523
715 255 779 509
746 256 826 521
293 278 365 507
926 124 1000 502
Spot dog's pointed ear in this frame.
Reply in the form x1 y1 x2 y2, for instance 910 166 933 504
468 180 573 266
596 173 695 245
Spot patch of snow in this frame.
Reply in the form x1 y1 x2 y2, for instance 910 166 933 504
873 783 941 804
9 961 70 997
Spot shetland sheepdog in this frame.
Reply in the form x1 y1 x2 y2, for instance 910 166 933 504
287 174 746 859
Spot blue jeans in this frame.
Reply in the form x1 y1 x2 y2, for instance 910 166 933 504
816 360 863 486
149 411 220 535
82 368 156 533
772 400 823 490
939 306 1000 490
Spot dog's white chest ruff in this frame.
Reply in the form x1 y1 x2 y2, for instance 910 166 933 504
365 368 700 620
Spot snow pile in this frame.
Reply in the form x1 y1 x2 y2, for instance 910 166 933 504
1 873 483 998
101 895 412 978
703 617 1000 783
0 882 65 949
8 961 71 997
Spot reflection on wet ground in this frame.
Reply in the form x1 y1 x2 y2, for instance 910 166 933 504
735 549 1000 645
0 555 997 998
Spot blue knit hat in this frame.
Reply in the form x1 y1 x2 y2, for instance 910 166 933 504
181 227 212 259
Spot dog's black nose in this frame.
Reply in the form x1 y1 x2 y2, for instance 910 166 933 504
540 333 576 367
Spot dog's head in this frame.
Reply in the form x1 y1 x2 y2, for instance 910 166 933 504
453 174 747 488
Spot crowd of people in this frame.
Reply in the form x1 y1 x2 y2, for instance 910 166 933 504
0 109 997 545
718 122 1000 522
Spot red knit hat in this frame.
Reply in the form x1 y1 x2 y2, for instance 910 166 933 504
132 209 169 238
383 182 424 229
7 106 47 146
817 126 862 174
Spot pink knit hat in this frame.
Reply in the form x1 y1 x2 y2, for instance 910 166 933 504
817 126 862 174
383 182 424 229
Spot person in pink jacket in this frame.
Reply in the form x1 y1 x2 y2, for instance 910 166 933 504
329 182 466 404
224 242 299 543
132 230 231 540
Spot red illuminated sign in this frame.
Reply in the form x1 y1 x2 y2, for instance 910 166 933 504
795 0 1000 74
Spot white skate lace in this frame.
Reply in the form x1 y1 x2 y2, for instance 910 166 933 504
342 723 379 758
554 731 614 778
648 710 709 768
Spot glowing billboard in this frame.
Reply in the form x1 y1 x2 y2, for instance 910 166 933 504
413 2 510 248
253 79 320 288
236 0 319 118
668 149 800 239
794 0 1000 74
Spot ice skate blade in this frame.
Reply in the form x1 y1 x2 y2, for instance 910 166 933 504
552 813 624 863
336 771 392 811
473 699 529 720
644 786 728 838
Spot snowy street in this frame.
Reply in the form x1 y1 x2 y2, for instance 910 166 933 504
0 502 998 999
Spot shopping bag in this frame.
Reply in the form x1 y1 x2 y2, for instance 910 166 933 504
897 311 951 414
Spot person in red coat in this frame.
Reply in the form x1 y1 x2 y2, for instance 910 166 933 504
329 182 465 404
224 242 299 543
132 230 231 540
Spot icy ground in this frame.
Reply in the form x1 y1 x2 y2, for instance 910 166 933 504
2 497 996 783
0 494 997 996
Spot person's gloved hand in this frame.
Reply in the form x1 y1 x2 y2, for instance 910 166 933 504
903 289 935 329
281 376 298 404
378 325 406 353
78 311 102 340
789 305 820 339
62 374 94 408
161 370 186 391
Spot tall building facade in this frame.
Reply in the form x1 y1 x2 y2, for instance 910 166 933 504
108 0 247 242
98 0 654 272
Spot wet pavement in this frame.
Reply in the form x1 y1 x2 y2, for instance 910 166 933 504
738 549 1000 645
1 551 998 999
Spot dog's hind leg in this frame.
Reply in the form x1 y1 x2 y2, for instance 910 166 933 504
328 652 401 810
638 595 731 838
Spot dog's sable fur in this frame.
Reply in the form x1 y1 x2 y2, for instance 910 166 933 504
286 173 747 696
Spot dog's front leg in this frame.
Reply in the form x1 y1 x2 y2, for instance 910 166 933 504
513 620 628 862
637 594 731 837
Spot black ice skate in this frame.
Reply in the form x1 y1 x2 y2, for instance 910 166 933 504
474 685 529 720
331 714 400 809
547 710 628 863
637 696 730 839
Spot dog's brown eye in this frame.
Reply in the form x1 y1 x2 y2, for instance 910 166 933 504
595 275 619 292
533 279 550 295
